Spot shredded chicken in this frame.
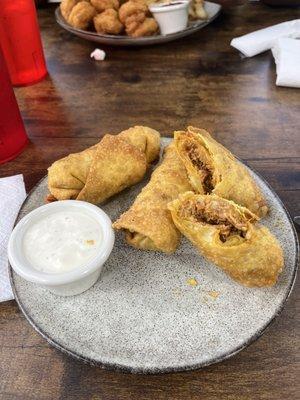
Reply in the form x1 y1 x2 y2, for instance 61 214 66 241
185 142 214 193
178 198 248 242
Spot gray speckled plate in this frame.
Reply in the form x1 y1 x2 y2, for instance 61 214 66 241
10 139 298 374
55 2 221 47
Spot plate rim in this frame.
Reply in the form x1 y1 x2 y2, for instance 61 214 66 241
9 163 299 374
54 1 222 46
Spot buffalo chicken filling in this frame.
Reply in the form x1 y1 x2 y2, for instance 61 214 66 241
185 141 214 193
178 198 249 243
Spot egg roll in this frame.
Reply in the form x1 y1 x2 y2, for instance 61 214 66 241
168 192 283 287
174 127 268 218
47 126 160 204
113 142 193 253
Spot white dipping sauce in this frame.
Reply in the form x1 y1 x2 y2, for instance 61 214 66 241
23 211 102 274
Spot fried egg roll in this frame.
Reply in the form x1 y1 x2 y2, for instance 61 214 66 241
113 142 193 253
174 127 268 218
47 126 160 204
168 192 283 287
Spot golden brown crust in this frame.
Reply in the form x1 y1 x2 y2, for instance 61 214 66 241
168 192 283 287
118 126 160 164
93 9 123 34
119 1 147 24
48 145 97 201
68 1 97 30
91 0 119 12
118 1 158 37
61 0 158 37
126 17 158 37
47 126 160 204
174 127 268 218
113 142 193 253
60 0 82 20
76 134 147 203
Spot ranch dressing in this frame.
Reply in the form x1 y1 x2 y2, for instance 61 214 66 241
23 210 102 274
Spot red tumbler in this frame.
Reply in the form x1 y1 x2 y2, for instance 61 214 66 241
0 48 29 164
0 0 47 86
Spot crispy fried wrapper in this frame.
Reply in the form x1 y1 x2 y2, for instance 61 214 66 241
174 127 268 218
168 192 283 287
113 142 193 253
47 126 160 204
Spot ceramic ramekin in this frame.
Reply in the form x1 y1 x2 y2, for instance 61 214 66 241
149 1 190 36
8 200 115 296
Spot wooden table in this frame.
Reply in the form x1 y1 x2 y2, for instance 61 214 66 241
1 2 299 399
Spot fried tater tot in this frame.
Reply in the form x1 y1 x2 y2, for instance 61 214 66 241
91 0 119 12
118 0 158 37
94 9 123 34
118 1 147 24
61 0 87 20
68 1 97 29
126 17 158 37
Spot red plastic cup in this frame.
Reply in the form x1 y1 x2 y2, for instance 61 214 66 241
0 0 47 86
0 48 29 164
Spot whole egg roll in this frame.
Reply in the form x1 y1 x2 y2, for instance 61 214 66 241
47 126 160 204
174 127 268 218
168 192 283 287
113 142 193 253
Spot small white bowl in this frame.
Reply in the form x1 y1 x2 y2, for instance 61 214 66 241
149 1 190 36
8 200 115 296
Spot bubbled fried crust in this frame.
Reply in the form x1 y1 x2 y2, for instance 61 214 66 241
118 1 158 37
174 127 268 218
168 193 283 287
94 9 123 34
126 17 158 37
118 1 147 24
113 143 193 253
60 0 82 20
47 126 160 204
76 134 147 204
68 1 97 29
91 0 119 12
118 126 160 164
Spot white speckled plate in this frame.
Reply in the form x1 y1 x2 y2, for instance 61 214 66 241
10 139 298 373
55 2 221 47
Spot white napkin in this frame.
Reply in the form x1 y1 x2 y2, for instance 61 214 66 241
231 19 300 57
0 174 26 302
272 38 300 88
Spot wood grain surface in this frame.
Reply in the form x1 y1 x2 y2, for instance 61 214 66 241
0 2 299 399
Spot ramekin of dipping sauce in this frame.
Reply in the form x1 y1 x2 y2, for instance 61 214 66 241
149 1 190 36
8 200 114 296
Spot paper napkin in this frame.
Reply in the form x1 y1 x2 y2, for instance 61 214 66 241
231 19 300 57
272 38 300 88
0 174 26 302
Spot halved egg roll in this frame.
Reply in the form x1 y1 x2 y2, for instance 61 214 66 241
113 142 193 253
174 127 268 218
168 192 283 287
47 126 160 204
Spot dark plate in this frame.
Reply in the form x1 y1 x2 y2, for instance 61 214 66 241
55 1 221 46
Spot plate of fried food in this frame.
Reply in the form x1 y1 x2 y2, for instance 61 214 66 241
55 0 221 45
9 126 298 373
